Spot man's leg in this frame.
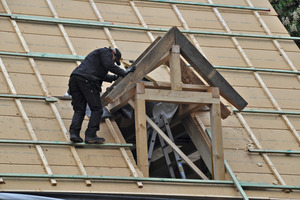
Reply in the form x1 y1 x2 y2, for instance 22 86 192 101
82 84 105 143
69 77 86 143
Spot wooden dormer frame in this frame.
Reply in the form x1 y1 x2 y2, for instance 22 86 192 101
102 26 247 111
101 26 248 180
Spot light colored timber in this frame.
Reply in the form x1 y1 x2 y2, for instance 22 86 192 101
105 118 143 188
128 100 209 180
210 101 225 180
169 45 182 90
1 1 57 186
133 84 149 177
2 0 91 186
105 29 175 103
182 115 212 173
143 88 219 104
207 0 289 186
130 1 155 42
89 0 117 48
244 0 300 145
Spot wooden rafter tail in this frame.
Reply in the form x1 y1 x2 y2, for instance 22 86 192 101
105 27 177 104
173 26 248 111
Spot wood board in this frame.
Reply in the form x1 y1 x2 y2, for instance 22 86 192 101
0 0 299 198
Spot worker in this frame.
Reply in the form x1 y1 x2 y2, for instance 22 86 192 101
68 47 136 143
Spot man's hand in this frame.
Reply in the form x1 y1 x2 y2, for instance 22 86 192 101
125 65 136 76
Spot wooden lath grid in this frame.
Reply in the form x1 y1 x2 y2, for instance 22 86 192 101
0 0 299 198
0 0 141 188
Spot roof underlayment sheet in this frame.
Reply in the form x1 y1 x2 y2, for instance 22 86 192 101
0 0 299 199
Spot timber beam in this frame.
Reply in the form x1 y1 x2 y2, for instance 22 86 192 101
116 82 224 180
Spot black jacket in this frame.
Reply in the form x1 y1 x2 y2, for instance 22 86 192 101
71 48 126 83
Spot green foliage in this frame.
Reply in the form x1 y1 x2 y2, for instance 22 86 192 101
269 0 300 48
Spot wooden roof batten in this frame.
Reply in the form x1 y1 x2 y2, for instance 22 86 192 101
102 26 248 180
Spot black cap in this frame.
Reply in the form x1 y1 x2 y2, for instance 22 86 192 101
114 48 122 66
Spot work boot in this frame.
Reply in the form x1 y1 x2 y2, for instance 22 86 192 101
85 136 105 144
101 107 114 121
70 133 83 143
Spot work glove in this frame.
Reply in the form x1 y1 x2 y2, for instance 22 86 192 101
104 74 119 83
125 65 136 76
113 75 119 81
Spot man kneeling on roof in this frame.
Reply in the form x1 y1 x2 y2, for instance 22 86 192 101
68 47 136 143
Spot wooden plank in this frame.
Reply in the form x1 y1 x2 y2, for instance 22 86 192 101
90 0 118 52
224 149 274 174
144 88 219 104
95 1 140 24
171 4 207 58
144 81 210 91
0 32 25 52
105 118 143 188
251 128 300 150
130 1 155 42
35 60 76 76
174 26 248 110
0 56 56 185
0 179 243 198
134 93 148 177
182 116 212 173
245 0 300 80
46 0 81 67
75 148 127 168
0 98 20 116
180 58 205 85
134 3 182 27
105 27 176 103
169 45 182 90
146 52 171 81
2 0 52 16
224 160 249 200
108 86 136 113
84 166 133 177
7 72 44 96
2 0 92 186
50 0 96 20
210 102 225 180
192 114 212 149
0 116 30 140
209 0 300 147
236 113 287 186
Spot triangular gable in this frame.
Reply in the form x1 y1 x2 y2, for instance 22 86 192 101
102 26 247 111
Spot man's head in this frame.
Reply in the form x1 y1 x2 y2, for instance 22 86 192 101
111 47 122 65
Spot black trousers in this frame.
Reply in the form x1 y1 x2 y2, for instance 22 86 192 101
68 75 103 137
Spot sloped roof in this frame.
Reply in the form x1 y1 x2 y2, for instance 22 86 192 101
0 0 300 199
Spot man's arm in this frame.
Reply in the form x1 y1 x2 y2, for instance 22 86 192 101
103 74 119 82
